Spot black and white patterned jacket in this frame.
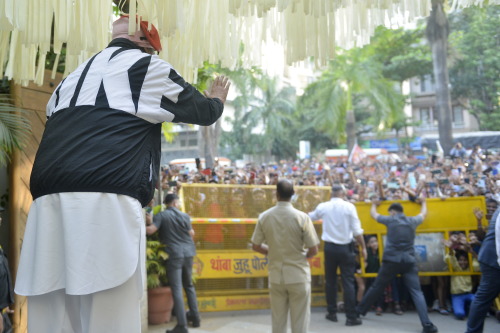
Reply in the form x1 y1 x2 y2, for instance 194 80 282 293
30 39 223 207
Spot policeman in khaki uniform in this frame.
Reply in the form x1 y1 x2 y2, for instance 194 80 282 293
252 180 320 333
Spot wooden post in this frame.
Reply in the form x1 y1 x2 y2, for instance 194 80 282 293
9 71 62 333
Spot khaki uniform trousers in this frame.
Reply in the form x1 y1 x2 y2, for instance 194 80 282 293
269 280 311 333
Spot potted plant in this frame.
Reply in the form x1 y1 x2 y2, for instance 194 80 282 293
146 235 174 325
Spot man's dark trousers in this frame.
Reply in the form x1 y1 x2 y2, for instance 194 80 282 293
466 263 500 332
324 242 358 320
167 257 199 326
357 261 432 327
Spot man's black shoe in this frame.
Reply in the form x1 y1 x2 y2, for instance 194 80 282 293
355 306 366 317
325 313 338 322
187 311 201 328
422 323 438 333
345 318 362 326
166 324 188 333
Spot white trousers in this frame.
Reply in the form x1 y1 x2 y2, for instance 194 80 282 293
269 281 311 333
27 268 141 333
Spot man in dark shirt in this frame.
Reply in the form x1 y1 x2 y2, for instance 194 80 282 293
466 206 500 333
356 199 438 333
146 194 199 333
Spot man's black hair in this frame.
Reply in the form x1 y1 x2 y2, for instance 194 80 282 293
455 249 468 261
277 179 294 200
388 202 404 213
332 184 343 192
164 193 179 205
486 198 498 205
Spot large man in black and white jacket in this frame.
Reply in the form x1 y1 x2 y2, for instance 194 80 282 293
15 16 230 333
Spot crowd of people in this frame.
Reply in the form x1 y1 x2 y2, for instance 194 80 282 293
156 143 500 333
162 144 500 205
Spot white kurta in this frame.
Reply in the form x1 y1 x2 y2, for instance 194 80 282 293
15 192 145 296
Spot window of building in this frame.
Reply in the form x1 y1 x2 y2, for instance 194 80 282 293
419 107 432 126
432 108 439 127
418 107 439 128
188 139 198 146
452 105 464 126
180 140 187 147
420 75 434 93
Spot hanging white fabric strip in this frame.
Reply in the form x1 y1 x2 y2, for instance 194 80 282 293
0 0 493 85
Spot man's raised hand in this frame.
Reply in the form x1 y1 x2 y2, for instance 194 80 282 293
204 75 230 104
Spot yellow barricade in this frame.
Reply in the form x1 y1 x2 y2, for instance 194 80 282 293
193 251 324 279
178 184 488 312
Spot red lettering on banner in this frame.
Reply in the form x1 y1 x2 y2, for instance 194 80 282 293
210 256 232 271
226 299 247 306
249 297 270 305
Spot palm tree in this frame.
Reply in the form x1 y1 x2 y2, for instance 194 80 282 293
426 0 454 155
240 76 296 158
193 52 264 167
0 95 31 166
300 49 404 154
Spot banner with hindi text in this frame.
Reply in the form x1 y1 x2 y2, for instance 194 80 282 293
193 251 324 279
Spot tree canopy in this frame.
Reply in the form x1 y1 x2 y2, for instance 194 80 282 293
448 5 500 130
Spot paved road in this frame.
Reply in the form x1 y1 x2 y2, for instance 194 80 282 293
148 307 499 333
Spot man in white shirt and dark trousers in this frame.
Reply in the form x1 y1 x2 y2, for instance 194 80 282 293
252 180 320 333
308 185 367 326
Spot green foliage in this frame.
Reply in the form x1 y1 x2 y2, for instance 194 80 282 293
45 47 66 73
0 95 31 166
278 110 336 155
299 48 405 144
202 46 298 160
161 122 178 143
146 237 169 289
363 25 433 82
222 74 297 160
448 6 500 130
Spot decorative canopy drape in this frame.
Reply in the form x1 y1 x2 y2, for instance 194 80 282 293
0 0 496 85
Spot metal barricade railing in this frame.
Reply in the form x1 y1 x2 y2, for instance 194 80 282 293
176 185 492 312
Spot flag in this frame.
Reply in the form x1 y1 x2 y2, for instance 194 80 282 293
348 144 366 164
201 168 212 176
436 140 444 157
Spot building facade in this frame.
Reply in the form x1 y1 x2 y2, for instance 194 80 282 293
409 75 479 135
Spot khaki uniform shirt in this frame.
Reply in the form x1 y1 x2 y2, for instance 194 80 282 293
251 201 319 284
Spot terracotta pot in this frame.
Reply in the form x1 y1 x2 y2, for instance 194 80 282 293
148 286 174 325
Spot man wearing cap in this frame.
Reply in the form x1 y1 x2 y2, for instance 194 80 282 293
356 199 438 333
252 180 319 333
15 16 230 332
308 185 366 326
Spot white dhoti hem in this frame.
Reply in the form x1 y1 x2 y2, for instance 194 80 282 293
15 192 146 296
27 264 142 333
